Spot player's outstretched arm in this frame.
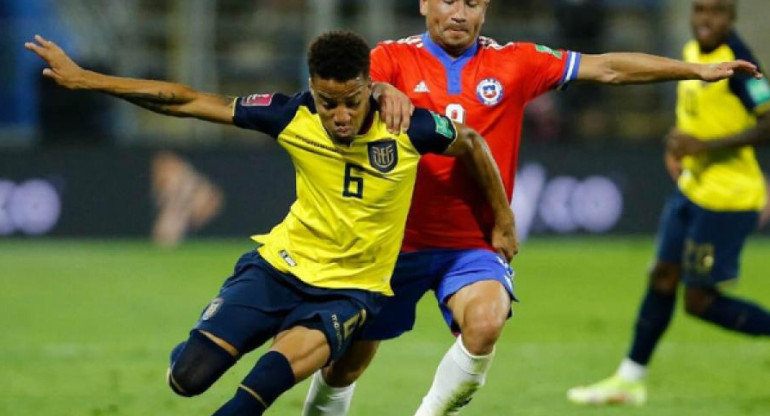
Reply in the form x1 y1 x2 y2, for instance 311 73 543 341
666 113 770 158
25 35 235 124
578 52 761 84
444 126 518 261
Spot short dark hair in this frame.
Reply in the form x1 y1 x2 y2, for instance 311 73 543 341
308 30 370 82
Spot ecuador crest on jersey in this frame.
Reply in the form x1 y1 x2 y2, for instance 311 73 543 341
368 140 398 173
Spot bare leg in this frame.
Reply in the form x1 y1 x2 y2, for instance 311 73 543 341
414 280 510 416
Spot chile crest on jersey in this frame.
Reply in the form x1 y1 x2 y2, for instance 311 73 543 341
476 78 504 106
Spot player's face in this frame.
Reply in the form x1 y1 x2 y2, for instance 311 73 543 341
691 0 734 52
310 75 372 143
421 0 489 57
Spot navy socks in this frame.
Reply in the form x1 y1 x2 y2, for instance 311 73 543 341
212 351 296 416
628 288 676 365
700 295 770 336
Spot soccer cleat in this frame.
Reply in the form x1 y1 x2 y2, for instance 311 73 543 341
566 374 647 405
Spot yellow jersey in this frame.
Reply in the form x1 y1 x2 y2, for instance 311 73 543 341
676 33 770 211
233 92 458 295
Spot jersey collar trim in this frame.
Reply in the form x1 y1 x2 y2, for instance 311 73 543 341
421 32 479 95
356 97 378 136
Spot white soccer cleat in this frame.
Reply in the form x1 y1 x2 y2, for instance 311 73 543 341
567 374 647 406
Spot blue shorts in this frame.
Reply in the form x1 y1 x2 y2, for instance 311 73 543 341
194 250 384 361
359 249 516 340
657 191 758 287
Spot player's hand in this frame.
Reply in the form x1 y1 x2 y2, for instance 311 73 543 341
372 82 414 134
700 60 762 82
666 128 707 159
24 35 87 89
492 220 518 262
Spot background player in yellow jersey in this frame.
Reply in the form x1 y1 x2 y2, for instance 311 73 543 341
25 31 515 415
568 0 770 406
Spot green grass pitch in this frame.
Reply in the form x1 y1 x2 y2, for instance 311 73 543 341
1 237 768 416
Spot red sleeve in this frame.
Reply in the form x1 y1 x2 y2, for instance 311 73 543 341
514 43 582 101
370 43 397 84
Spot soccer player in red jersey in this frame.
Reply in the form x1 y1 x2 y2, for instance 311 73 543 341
303 1 760 415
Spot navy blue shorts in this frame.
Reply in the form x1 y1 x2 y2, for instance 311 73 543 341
657 191 758 287
359 249 516 340
194 250 384 361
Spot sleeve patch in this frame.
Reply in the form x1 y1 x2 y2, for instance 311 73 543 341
747 78 770 105
406 108 457 155
430 111 455 139
535 44 563 59
242 93 275 107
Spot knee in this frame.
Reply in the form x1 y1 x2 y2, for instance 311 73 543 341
460 307 506 355
684 287 717 317
167 342 200 397
648 262 681 296
167 331 237 397
168 364 207 397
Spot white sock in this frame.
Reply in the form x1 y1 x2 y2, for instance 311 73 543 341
301 370 356 416
616 358 647 382
414 336 495 416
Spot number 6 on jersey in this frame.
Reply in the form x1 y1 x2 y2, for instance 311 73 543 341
343 163 365 198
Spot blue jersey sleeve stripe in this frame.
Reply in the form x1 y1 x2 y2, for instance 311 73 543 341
558 52 581 91
558 52 573 85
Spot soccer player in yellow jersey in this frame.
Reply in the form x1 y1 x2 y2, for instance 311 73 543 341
568 0 770 406
25 31 515 415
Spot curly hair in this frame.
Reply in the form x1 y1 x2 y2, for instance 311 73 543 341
308 30 370 81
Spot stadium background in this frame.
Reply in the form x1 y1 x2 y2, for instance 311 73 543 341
1 1 768 416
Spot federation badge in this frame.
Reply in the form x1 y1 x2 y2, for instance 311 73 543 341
201 297 223 321
430 111 455 139
241 93 274 107
368 140 398 173
476 78 504 106
747 77 770 104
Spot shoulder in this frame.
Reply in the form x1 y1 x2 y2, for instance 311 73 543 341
723 34 770 113
479 36 517 52
237 91 312 112
481 40 569 63
375 34 425 53
233 91 314 136
725 32 761 66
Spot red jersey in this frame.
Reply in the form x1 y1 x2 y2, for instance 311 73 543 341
371 33 581 251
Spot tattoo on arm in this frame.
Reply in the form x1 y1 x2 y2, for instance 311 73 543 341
114 91 186 116
117 91 235 119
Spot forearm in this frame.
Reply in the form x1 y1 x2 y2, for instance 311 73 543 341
78 70 200 117
462 134 515 226
590 53 703 84
704 116 770 150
